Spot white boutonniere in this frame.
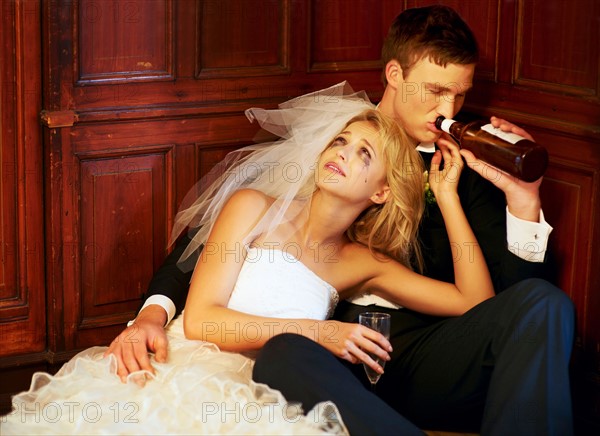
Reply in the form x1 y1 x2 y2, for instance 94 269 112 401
423 170 436 205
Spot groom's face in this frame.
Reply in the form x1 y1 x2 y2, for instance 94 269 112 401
382 57 475 144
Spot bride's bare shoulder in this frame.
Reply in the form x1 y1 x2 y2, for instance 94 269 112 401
218 189 275 222
226 189 275 208
211 190 277 240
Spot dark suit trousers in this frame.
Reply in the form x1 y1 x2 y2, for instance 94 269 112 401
253 279 575 435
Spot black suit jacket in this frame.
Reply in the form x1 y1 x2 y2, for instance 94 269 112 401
143 150 550 317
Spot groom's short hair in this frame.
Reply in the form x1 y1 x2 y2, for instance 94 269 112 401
381 5 479 85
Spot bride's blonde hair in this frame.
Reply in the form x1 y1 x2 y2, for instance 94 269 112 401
344 110 425 271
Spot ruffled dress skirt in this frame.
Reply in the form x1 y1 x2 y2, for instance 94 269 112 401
1 316 345 435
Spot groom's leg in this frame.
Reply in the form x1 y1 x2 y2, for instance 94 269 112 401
366 278 574 435
253 333 424 436
479 279 574 436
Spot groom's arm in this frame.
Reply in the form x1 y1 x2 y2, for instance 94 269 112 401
104 232 196 382
142 231 197 321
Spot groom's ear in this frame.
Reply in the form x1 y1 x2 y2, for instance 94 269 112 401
371 184 390 205
385 60 403 89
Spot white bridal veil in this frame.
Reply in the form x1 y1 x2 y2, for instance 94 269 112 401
170 81 376 271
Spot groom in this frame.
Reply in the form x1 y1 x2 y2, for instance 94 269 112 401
107 5 574 434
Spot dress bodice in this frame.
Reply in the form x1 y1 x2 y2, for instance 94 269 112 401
227 247 339 320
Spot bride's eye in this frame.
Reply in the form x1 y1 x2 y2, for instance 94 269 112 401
330 136 347 147
360 147 372 164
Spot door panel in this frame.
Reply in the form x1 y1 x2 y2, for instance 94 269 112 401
0 0 45 357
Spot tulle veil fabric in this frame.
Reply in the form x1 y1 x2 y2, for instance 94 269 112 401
171 81 376 271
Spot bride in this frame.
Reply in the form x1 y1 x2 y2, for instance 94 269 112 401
1 83 493 435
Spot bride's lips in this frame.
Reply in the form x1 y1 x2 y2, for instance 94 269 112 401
324 162 346 176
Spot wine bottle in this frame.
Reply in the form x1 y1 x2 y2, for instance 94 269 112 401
434 116 548 182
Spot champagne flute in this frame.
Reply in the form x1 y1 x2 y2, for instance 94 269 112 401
358 312 391 391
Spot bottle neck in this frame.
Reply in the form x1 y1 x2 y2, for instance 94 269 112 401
434 116 459 134
439 118 457 134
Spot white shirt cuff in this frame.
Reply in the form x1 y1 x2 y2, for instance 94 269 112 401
506 207 553 263
346 293 402 309
127 294 177 327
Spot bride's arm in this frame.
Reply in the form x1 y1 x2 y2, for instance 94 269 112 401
183 189 392 373
431 137 495 307
357 138 494 316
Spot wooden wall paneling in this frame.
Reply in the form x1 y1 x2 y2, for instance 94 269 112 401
44 0 76 111
52 126 83 351
44 126 68 353
533 125 600 411
0 0 45 357
174 143 199 226
67 0 314 124
196 0 289 78
53 144 171 350
464 0 600 135
450 0 499 81
78 152 170 321
69 115 259 153
76 0 174 83
59 138 173 349
1 2 19 307
175 0 194 78
65 0 384 122
495 0 516 85
516 0 599 96
308 0 402 73
541 164 594 345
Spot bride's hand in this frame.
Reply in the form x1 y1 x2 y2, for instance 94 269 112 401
316 321 392 375
428 133 464 200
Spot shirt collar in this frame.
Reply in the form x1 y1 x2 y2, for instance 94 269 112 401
416 142 436 153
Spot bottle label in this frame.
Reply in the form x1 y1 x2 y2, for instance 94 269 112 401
440 118 456 133
481 123 526 145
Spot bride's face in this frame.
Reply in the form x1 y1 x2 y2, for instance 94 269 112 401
316 120 389 203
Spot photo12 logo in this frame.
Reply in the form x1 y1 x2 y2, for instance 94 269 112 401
2 401 139 425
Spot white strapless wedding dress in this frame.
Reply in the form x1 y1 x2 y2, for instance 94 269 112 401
1 248 343 435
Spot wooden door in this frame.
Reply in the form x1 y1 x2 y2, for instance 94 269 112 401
0 0 45 358
0 0 46 412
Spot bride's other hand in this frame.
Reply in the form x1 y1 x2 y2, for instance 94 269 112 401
104 305 169 383
428 133 464 200
317 321 392 374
